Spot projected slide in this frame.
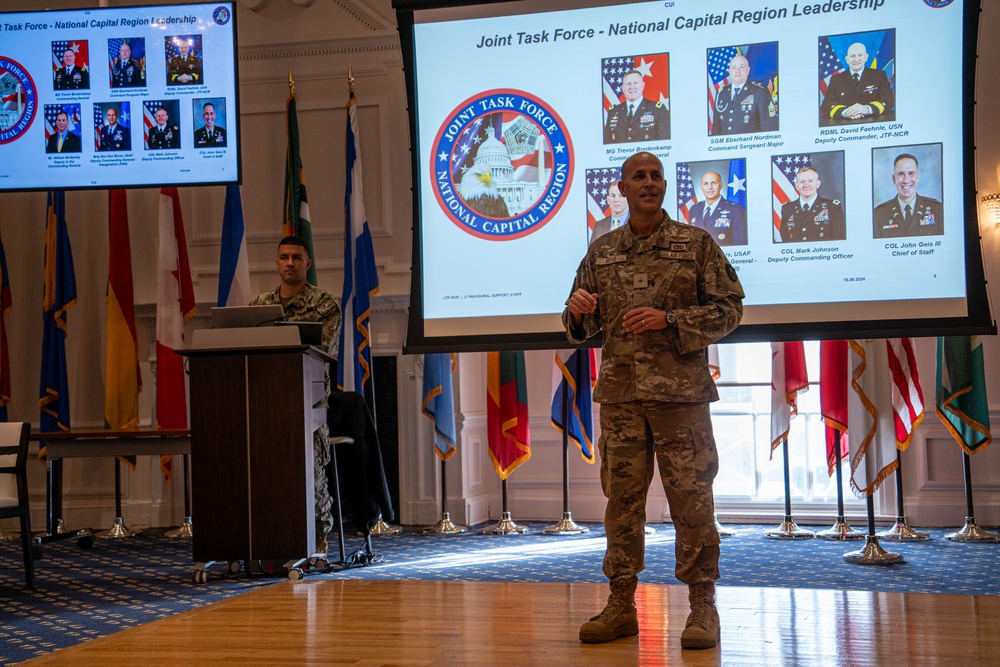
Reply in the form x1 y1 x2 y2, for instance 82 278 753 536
404 0 975 342
0 2 239 191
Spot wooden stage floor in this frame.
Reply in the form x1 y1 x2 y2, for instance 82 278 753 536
21 580 1000 666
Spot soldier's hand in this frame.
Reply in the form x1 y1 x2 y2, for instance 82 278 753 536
623 307 665 333
568 289 598 316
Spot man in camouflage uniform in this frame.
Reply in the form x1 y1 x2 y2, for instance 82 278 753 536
563 151 744 650
251 235 342 554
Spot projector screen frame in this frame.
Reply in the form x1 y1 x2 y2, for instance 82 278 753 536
395 0 995 354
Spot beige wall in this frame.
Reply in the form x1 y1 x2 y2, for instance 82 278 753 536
1 0 996 531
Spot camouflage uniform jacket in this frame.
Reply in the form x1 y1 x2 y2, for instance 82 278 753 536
563 210 744 404
250 283 342 355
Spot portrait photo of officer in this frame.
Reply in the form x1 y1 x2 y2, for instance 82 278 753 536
110 38 145 88
603 70 670 144
96 102 131 152
193 98 228 148
44 106 82 154
872 144 943 238
819 31 895 126
166 35 203 86
773 152 846 243
591 181 629 242
53 42 90 91
708 44 778 136
686 166 747 247
144 100 181 150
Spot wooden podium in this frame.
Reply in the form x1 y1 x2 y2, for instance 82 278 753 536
182 327 333 562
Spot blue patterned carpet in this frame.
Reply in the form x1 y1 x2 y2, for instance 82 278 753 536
1 522 998 663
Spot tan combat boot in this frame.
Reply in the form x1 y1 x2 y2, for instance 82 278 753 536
579 577 639 643
680 581 720 649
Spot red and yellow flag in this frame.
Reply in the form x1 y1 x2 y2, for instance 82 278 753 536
105 189 142 450
487 350 530 480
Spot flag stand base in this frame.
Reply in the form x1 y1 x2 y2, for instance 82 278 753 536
0 526 16 542
422 512 466 535
164 516 194 538
816 516 865 540
543 512 588 535
369 518 402 537
843 535 904 564
764 516 814 540
97 517 141 539
945 516 999 543
715 514 735 537
877 516 930 541
483 511 528 535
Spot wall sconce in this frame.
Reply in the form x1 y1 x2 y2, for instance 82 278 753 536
980 192 1000 228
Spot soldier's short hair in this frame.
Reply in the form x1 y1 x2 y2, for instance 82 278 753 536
795 166 819 179
278 235 310 258
893 153 919 169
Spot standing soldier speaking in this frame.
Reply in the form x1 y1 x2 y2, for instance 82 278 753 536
563 151 744 650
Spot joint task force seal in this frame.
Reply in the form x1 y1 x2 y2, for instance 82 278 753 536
0 56 38 145
431 89 573 241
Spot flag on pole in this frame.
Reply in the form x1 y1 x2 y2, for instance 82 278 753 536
217 185 250 307
848 339 897 498
551 349 596 464
39 192 78 461
886 338 924 450
820 340 849 475
0 228 11 422
337 93 380 397
421 353 457 461
106 190 142 464
936 336 992 455
770 341 808 456
487 350 531 480
155 188 195 483
283 77 317 285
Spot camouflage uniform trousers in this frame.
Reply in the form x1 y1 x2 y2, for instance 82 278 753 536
314 421 334 537
599 400 720 586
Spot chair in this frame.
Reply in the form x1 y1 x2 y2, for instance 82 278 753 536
0 422 36 589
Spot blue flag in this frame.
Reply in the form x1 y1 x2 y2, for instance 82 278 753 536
39 192 78 451
217 185 250 307
551 349 596 463
337 94 380 396
422 353 457 460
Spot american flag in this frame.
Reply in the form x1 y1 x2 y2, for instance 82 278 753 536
676 162 697 223
771 153 812 240
586 167 621 240
601 53 670 122
706 47 739 134
94 102 130 150
108 37 146 85
449 111 502 180
818 37 843 97
51 40 89 76
1 79 24 112
43 104 80 140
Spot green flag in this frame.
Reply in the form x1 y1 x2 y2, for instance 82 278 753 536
283 88 318 285
936 336 992 454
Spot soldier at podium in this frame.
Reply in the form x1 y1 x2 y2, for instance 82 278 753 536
250 235 342 554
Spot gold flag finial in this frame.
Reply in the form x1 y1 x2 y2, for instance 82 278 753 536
348 62 355 98
288 67 295 96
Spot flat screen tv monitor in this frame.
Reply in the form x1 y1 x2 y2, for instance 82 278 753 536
394 0 994 352
0 1 240 191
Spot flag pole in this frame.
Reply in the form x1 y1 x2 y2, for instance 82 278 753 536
763 437 814 539
544 383 587 534
843 494 904 564
944 452 999 542
876 449 929 541
817 428 864 540
483 478 528 535
422 459 467 535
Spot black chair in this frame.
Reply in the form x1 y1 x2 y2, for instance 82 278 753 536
0 422 36 589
